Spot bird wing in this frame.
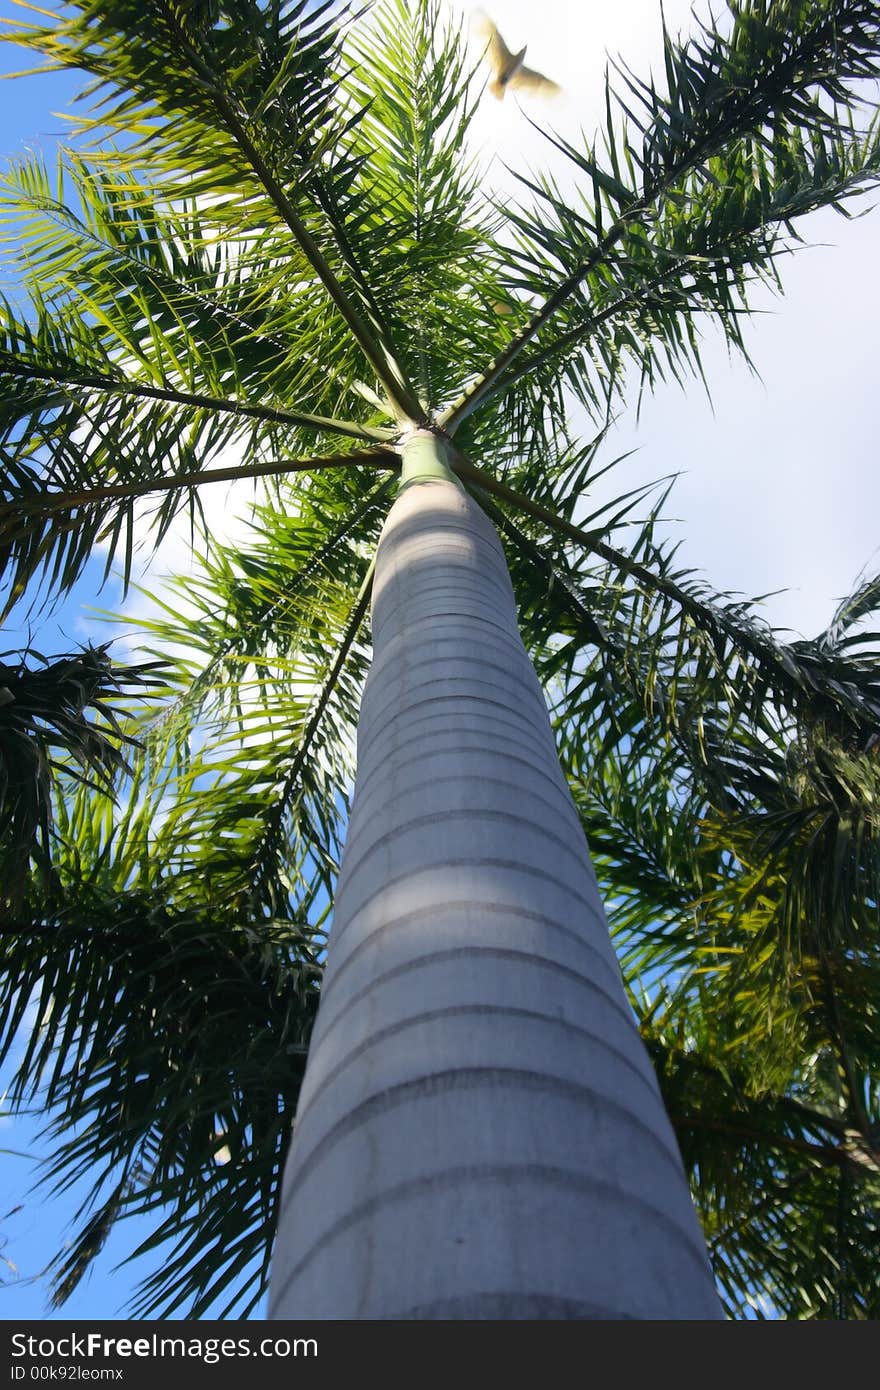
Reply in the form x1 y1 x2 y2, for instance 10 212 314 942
508 64 562 99
471 11 515 76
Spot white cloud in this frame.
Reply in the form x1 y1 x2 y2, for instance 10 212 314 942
455 0 880 636
605 205 880 637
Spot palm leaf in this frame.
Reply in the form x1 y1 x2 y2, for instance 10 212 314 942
0 644 166 910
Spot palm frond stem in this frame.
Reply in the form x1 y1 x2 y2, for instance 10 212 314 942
0 356 393 441
0 450 400 522
158 0 427 426
472 486 613 652
677 1114 871 1169
437 214 643 433
450 451 875 726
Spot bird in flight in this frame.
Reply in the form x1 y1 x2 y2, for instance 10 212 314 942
472 11 562 101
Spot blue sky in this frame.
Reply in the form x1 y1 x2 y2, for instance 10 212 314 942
0 45 143 1320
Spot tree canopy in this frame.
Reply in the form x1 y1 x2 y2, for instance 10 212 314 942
0 0 878 1318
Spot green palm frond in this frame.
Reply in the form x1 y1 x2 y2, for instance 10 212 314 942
0 207 394 615
0 643 165 910
463 452 880 752
126 467 384 915
3 0 427 419
336 0 511 405
550 639 879 1315
645 1027 880 1319
2 835 321 1317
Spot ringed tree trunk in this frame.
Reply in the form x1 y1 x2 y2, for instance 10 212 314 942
269 432 721 1320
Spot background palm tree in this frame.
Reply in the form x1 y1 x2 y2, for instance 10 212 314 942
0 0 878 1317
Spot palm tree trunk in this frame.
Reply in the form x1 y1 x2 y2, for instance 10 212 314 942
269 433 721 1319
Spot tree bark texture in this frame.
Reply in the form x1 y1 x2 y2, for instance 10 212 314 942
269 475 721 1319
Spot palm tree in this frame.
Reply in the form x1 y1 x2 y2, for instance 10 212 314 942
0 0 878 1318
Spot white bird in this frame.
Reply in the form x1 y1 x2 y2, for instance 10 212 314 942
472 11 562 101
